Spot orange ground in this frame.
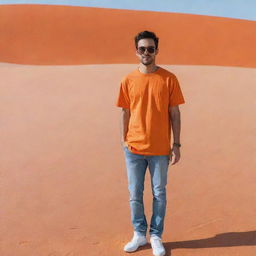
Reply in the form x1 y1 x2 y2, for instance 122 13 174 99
1 63 256 256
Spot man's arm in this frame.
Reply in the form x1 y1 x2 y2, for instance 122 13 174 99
168 105 182 164
169 105 181 144
120 108 130 147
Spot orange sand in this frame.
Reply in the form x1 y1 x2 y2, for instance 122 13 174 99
0 5 255 67
1 63 256 256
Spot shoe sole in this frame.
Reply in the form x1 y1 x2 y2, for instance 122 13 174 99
124 240 148 252
153 252 165 256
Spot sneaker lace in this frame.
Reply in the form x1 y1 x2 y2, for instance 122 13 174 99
132 235 142 242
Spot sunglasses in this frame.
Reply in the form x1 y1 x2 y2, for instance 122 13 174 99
137 46 156 54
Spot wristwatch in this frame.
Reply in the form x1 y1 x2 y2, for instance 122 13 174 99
173 143 181 147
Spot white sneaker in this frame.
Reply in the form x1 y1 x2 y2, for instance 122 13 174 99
150 235 166 256
123 231 148 252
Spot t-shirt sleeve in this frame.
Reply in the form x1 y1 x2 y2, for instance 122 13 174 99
116 78 130 109
169 75 185 107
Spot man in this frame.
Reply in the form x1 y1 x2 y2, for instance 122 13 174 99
116 31 185 256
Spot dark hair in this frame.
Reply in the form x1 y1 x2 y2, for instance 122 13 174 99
134 31 159 49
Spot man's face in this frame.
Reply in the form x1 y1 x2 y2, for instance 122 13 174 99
136 38 158 66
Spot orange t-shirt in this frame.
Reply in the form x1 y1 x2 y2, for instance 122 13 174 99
116 66 185 155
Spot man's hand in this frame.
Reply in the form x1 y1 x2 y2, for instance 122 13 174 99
121 141 127 148
169 145 181 165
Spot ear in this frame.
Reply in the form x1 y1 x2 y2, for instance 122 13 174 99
155 48 159 55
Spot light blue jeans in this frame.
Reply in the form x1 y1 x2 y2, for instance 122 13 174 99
123 146 170 238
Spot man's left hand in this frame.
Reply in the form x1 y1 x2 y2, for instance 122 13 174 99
168 146 181 165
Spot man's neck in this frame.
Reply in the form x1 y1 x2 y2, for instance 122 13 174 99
138 63 159 74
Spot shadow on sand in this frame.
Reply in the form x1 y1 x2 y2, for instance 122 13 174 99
135 231 256 255
165 230 256 255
